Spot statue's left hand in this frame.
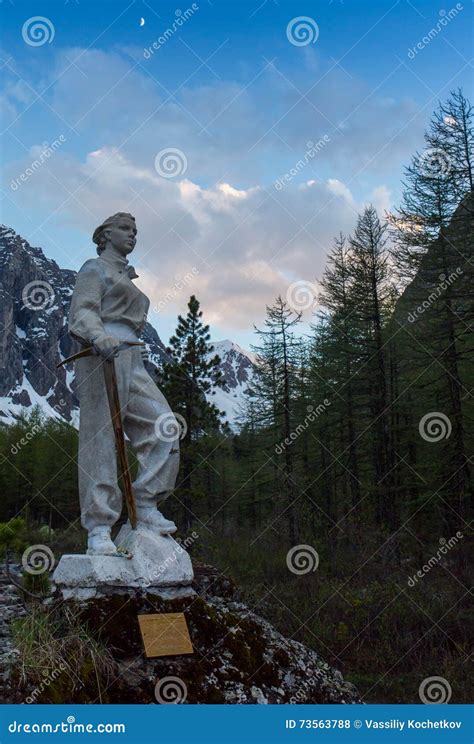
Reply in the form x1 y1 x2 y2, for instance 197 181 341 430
92 333 122 358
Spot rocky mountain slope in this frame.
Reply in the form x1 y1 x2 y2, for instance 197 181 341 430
393 191 474 323
0 226 257 428
209 339 258 425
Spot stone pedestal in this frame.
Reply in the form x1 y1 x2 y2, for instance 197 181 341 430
52 522 194 600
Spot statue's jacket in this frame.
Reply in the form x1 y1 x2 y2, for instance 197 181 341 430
69 254 149 344
67 253 179 532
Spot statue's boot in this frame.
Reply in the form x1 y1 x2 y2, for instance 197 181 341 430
87 525 120 556
135 504 177 534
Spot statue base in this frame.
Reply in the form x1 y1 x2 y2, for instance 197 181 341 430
52 522 194 600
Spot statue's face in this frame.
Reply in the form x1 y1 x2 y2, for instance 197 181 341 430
104 217 137 256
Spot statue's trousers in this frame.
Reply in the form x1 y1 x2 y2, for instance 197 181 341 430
75 340 180 532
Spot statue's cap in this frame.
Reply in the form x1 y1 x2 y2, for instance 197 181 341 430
92 212 136 245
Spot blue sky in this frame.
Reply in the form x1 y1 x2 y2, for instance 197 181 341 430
1 0 472 348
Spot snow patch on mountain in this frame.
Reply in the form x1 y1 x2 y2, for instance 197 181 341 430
0 225 257 430
208 339 257 427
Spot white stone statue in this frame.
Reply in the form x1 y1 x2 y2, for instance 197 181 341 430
53 213 193 596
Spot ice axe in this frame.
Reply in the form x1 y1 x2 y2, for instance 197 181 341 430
58 340 144 530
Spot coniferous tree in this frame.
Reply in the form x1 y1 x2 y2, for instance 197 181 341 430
349 206 396 530
393 194 473 539
157 295 226 530
430 88 474 197
251 296 303 544
389 90 473 282
318 233 361 511
387 90 473 548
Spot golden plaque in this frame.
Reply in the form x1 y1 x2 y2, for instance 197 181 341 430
137 613 194 658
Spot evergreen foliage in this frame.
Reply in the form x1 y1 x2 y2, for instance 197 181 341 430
1 90 472 703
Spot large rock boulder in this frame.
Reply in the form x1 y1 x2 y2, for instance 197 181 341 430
1 562 361 704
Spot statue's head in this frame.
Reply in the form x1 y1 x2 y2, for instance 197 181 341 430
92 213 137 256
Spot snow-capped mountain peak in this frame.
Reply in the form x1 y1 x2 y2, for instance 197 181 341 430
207 339 257 425
0 226 257 429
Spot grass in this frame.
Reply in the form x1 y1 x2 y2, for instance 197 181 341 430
194 528 473 704
7 521 471 704
11 604 117 703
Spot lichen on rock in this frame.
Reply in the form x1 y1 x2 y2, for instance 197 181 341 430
1 561 362 705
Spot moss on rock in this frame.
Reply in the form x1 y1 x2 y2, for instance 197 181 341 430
3 562 362 705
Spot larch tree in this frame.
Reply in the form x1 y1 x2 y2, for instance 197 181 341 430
251 296 303 544
349 206 396 530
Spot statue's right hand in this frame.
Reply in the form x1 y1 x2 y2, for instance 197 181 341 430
92 334 122 357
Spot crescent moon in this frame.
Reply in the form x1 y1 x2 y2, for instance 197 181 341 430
139 17 145 26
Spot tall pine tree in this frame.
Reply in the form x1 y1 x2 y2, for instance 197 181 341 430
157 295 226 530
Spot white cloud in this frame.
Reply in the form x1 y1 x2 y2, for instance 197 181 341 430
369 185 392 214
1 44 425 335
327 178 355 204
4 145 362 329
